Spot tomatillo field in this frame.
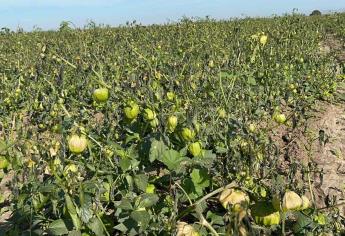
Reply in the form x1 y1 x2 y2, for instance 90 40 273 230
0 12 345 235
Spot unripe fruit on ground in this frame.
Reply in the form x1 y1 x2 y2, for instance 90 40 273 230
167 115 178 132
93 88 109 102
188 142 202 157
181 128 195 142
219 188 249 212
124 101 140 120
251 201 280 226
68 135 88 154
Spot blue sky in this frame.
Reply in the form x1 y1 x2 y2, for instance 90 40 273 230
0 0 344 31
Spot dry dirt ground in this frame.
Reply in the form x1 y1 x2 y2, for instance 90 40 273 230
272 34 345 215
273 97 345 215
306 34 345 214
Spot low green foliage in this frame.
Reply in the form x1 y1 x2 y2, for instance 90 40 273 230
0 12 344 235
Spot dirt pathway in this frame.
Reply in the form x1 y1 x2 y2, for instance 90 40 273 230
273 34 345 215
307 99 345 214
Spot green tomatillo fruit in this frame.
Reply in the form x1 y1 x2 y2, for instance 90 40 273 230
188 142 202 157
274 113 286 124
166 91 176 101
282 191 303 211
149 118 159 128
143 108 156 121
146 184 156 194
181 128 195 142
251 201 280 226
93 88 109 102
68 135 88 154
219 188 249 212
167 115 178 132
0 156 9 169
124 101 140 120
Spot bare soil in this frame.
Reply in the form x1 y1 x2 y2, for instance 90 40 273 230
272 34 345 215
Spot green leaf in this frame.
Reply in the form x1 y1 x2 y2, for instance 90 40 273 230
119 158 131 171
160 149 183 170
138 193 159 208
115 218 139 235
149 139 167 162
215 146 227 154
134 174 148 192
201 150 216 159
38 184 56 193
47 219 69 236
206 211 225 226
87 217 105 236
78 204 93 223
220 71 232 79
114 223 128 232
79 191 92 214
0 140 8 154
190 168 210 190
117 198 133 210
130 210 150 229
182 178 200 200
314 213 327 225
248 75 257 85
68 230 82 236
293 212 314 234
64 194 82 230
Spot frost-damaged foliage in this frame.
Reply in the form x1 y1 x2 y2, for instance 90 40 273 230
0 13 344 235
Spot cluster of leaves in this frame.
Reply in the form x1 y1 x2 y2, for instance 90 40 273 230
0 13 344 235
